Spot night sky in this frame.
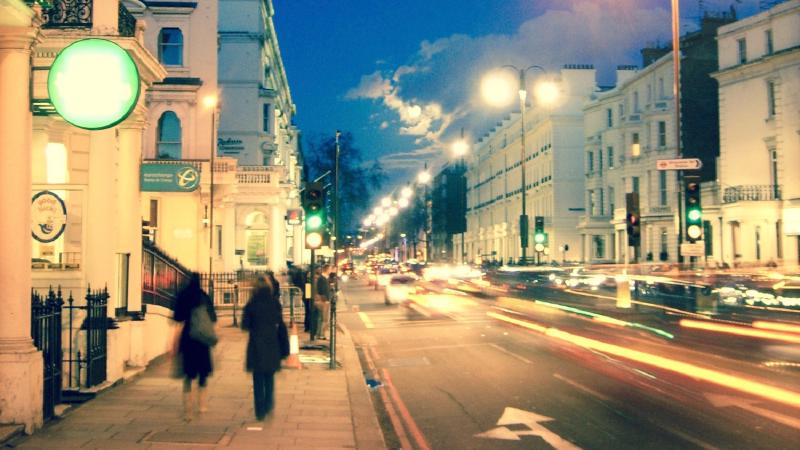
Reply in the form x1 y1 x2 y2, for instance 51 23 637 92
272 0 760 195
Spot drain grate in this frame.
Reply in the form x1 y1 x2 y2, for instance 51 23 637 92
144 430 228 445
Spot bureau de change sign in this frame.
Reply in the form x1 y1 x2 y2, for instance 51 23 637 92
141 164 200 192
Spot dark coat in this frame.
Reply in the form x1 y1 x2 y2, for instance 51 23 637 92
173 280 216 377
242 287 284 373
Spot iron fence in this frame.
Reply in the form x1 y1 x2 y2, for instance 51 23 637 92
63 286 110 389
143 242 191 310
31 287 65 421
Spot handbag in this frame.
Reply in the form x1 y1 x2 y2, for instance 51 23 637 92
277 321 290 359
189 305 218 347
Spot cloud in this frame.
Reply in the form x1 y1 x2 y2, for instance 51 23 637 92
350 0 761 180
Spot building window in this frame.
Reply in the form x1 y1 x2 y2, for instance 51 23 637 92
633 91 639 112
608 186 615 213
263 104 272 133
660 227 668 258
765 30 773 55
587 151 594 173
658 77 665 98
593 235 605 259
658 121 666 147
599 188 604 216
607 146 614 168
598 149 603 172
216 225 223 256
737 38 747 64
158 28 183 66
659 170 668 206
618 103 624 119
631 132 640 157
606 108 613 128
767 80 776 118
588 190 595 216
632 176 639 194
770 147 779 198
156 111 181 159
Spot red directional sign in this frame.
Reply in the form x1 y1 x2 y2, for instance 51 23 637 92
656 158 703 170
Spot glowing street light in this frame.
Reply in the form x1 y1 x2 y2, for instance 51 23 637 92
388 206 399 217
451 139 469 158
398 197 410 208
373 206 384 216
417 170 431 184
401 186 413 199
381 196 392 208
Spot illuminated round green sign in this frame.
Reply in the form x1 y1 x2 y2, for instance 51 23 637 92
48 38 140 130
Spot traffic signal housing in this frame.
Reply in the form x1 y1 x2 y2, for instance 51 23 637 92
533 216 547 253
684 176 703 243
304 182 327 249
625 192 640 247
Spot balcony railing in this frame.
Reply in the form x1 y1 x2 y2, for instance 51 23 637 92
40 0 93 29
648 205 672 215
33 1 137 37
723 185 782 204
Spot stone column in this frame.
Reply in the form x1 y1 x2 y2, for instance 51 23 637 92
269 203 286 273
0 20 43 432
223 202 236 271
118 116 145 365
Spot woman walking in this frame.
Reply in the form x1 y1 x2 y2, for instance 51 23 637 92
242 275 288 421
172 273 217 419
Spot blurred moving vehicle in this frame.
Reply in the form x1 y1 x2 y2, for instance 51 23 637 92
376 266 399 288
385 273 418 305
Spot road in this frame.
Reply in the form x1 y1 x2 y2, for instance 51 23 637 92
339 279 800 450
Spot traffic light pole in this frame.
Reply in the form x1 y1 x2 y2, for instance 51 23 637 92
330 130 340 369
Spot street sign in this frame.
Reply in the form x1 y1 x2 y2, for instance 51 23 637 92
656 158 703 171
141 163 200 192
680 242 705 257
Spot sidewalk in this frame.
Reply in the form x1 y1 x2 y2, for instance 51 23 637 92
6 304 386 450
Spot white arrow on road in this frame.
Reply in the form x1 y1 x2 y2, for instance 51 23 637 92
705 393 800 430
475 407 581 450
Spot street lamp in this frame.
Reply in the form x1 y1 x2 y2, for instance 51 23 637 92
203 94 218 278
417 170 431 184
381 196 392 208
401 186 413 199
450 133 469 265
482 65 558 264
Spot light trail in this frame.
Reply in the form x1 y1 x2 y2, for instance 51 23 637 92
752 320 800 335
679 319 800 344
489 311 800 409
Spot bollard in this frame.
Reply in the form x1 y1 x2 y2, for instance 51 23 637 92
284 323 302 369
616 275 631 309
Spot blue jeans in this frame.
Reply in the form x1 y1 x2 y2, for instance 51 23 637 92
252 371 275 419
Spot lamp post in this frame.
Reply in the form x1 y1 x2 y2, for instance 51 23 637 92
451 131 469 265
203 95 218 281
417 166 432 262
330 130 340 369
482 65 557 265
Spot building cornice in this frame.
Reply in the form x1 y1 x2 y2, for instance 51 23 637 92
712 45 800 85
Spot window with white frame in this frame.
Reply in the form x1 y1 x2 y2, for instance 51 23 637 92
158 28 183 66
607 146 614 168
631 132 640 157
737 38 747 64
766 80 776 118
659 170 668 206
156 111 181 159
658 121 666 147
765 29 773 55
263 103 272 133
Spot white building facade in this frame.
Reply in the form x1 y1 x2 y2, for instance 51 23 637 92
579 63 680 264
712 0 800 267
463 65 598 265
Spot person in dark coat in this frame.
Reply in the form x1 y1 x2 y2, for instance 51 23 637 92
172 273 217 418
241 276 286 420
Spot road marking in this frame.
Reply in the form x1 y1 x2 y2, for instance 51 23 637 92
361 347 413 450
382 368 432 450
358 311 374 328
553 373 612 403
489 343 532 364
705 393 800 430
475 407 581 450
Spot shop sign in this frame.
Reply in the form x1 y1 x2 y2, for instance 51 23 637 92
141 163 200 192
32 190 67 243
48 38 141 130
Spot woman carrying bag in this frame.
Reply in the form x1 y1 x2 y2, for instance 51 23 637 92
242 275 289 421
172 272 218 419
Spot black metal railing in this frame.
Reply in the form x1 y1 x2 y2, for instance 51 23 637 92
142 241 191 310
41 0 93 29
31 287 65 421
118 2 136 37
722 185 782 203
63 286 109 389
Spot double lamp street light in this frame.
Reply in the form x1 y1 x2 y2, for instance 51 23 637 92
481 65 559 264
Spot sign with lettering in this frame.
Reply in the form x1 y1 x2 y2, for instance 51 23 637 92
218 137 245 153
141 163 200 192
656 158 703 170
32 191 67 243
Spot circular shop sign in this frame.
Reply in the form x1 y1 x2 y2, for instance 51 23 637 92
32 191 68 243
176 166 200 191
48 38 141 130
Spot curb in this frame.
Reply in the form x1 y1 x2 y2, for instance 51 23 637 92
338 321 388 450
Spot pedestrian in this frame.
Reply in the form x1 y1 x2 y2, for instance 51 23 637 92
267 270 281 305
241 276 289 421
316 265 333 339
172 273 217 419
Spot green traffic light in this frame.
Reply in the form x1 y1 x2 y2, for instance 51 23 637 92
687 208 702 223
534 233 545 244
307 214 323 229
